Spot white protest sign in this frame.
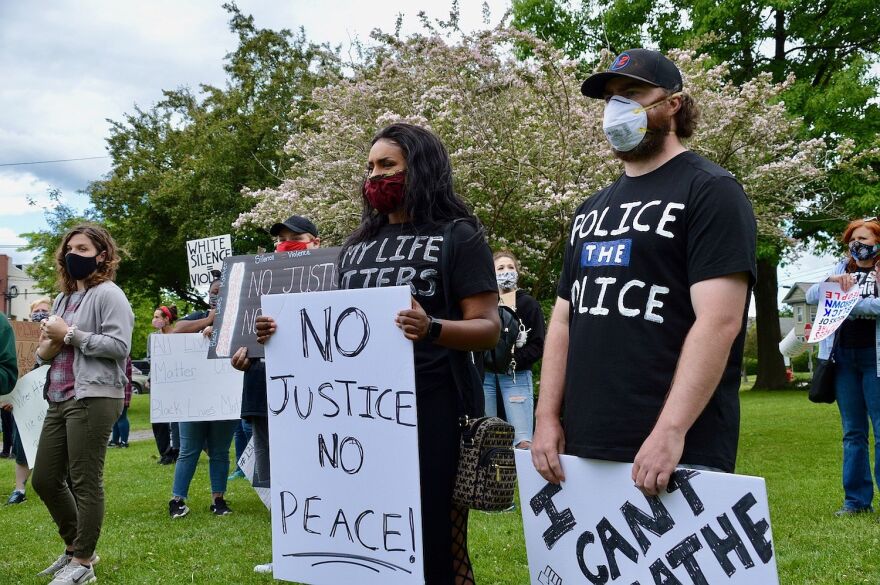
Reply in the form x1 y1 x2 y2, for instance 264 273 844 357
262 286 422 585
186 234 232 294
808 282 861 343
149 333 243 423
0 365 49 469
238 437 271 510
515 451 779 585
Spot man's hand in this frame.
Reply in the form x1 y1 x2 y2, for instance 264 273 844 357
202 326 213 338
230 347 251 372
531 416 566 484
1 404 12 412
255 316 276 345
631 425 686 496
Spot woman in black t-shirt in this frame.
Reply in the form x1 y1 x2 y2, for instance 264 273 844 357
258 123 499 584
806 217 880 516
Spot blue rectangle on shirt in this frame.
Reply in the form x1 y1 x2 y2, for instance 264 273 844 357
580 239 632 267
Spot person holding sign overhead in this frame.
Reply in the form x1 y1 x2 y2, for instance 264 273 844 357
30 224 133 585
805 217 880 517
257 123 500 585
532 49 756 496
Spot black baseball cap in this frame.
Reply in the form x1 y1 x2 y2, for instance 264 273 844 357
269 215 318 238
580 48 683 99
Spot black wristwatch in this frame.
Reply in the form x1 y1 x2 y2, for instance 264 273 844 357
426 317 442 341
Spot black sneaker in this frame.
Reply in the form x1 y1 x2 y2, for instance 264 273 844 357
158 454 173 465
210 497 232 516
169 498 189 519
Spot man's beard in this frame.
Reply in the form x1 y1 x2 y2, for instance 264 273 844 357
612 111 672 163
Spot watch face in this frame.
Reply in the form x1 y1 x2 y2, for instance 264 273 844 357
429 318 442 339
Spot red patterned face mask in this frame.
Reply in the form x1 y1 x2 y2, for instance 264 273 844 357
363 171 406 214
275 240 310 252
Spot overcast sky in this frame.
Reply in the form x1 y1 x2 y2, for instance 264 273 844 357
0 0 509 262
0 0 837 295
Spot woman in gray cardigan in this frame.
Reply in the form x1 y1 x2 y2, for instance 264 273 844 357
32 224 133 585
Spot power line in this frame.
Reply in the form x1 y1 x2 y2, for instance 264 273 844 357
0 155 109 167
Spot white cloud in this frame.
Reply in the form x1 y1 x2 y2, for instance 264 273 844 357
0 171 59 215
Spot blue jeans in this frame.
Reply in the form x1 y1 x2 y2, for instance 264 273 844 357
835 346 880 511
483 370 535 445
232 419 252 471
172 420 237 499
110 406 130 444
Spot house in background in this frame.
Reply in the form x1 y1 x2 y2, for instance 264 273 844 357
0 254 49 320
781 282 819 341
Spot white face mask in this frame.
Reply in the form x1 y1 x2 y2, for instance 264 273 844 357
602 92 681 152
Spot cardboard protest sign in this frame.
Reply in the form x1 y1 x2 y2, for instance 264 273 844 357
208 247 339 359
807 282 861 343
186 234 232 294
515 451 779 585
11 321 40 377
149 333 243 423
262 286 422 585
238 437 271 510
0 365 49 468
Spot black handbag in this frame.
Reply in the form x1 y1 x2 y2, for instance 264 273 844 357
441 220 516 511
809 333 839 404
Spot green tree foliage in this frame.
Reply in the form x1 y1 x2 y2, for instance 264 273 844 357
24 4 340 309
512 0 880 389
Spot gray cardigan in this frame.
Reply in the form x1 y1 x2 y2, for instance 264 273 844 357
41 281 134 400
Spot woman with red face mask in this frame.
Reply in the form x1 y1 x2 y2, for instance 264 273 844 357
257 124 500 585
149 305 180 463
269 214 320 251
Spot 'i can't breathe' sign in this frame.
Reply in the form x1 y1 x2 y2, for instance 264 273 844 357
515 452 778 585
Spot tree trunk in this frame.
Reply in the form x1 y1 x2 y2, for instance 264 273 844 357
753 257 790 389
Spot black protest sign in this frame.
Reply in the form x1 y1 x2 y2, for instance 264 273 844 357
207 247 340 359
515 452 779 585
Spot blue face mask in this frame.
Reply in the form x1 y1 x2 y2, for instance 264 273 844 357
31 310 50 322
849 240 879 261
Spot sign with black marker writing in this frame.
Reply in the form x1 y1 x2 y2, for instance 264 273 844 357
515 451 779 585
261 286 422 585
186 234 232 294
149 333 243 423
208 247 339 359
0 365 49 468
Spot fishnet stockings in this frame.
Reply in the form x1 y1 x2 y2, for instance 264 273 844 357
451 504 475 584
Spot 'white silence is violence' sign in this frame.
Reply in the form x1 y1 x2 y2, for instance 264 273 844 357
515 451 778 585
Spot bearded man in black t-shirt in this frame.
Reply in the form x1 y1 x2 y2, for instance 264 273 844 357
531 49 757 495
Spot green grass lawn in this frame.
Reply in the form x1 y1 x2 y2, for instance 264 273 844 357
1 390 878 584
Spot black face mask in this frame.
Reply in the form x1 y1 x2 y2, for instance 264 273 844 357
65 252 99 281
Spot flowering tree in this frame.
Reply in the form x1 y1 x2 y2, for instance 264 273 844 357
237 27 844 303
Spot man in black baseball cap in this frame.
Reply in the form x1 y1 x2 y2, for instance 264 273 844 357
531 48 757 502
269 215 318 239
580 48 683 99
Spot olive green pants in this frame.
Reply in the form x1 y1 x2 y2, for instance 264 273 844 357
32 397 122 559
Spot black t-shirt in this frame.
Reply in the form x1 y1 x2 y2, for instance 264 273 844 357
338 221 497 390
838 267 877 348
557 151 757 472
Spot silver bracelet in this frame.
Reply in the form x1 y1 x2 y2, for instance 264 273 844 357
63 326 77 345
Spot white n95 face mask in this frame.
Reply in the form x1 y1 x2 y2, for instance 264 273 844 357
603 96 648 152
602 92 682 152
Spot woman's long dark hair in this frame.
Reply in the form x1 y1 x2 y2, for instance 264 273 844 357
344 123 478 247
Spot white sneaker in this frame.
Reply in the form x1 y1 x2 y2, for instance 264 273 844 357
253 562 273 574
49 560 96 584
37 552 100 577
